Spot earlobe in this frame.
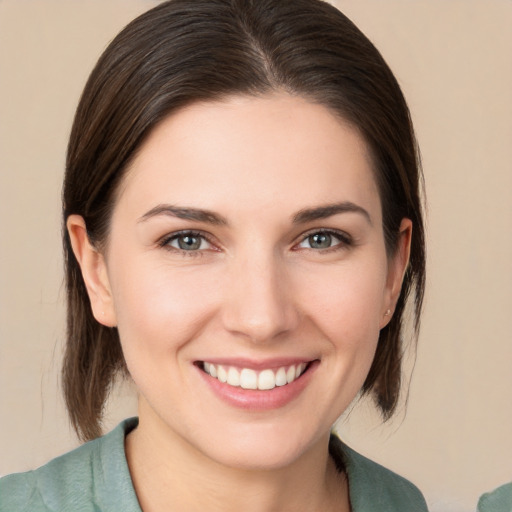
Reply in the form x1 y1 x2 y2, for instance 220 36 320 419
380 218 412 328
66 215 117 327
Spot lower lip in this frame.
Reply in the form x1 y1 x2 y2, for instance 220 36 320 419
196 361 318 411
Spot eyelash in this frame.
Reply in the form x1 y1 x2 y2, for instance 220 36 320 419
158 228 353 256
158 230 216 257
295 229 353 253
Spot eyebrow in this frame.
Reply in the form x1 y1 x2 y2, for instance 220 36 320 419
138 204 229 226
292 202 372 225
138 201 371 227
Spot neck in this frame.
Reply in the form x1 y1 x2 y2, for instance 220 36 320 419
125 401 349 512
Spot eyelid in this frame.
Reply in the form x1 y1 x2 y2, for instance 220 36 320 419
293 228 353 250
158 229 218 252
157 228 353 254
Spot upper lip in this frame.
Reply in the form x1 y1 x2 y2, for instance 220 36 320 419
195 357 317 371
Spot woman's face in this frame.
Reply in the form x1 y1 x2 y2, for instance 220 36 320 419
76 94 409 469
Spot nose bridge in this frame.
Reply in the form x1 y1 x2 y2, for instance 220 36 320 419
222 244 298 342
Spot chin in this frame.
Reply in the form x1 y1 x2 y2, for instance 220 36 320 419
195 422 328 471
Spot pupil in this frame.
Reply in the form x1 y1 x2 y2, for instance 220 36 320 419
179 235 200 250
310 233 331 249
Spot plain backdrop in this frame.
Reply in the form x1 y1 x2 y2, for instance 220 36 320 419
0 1 511 511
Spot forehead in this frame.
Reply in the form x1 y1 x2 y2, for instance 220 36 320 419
116 93 381 222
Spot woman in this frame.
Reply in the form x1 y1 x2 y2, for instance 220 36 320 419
0 0 427 510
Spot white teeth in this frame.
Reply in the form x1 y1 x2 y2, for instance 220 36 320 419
296 363 306 378
203 362 309 390
258 369 276 390
217 365 227 383
275 367 287 387
227 367 240 386
240 369 258 389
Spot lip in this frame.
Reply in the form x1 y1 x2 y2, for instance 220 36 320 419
195 358 319 411
198 357 315 371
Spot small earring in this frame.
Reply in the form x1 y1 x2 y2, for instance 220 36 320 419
385 309 391 317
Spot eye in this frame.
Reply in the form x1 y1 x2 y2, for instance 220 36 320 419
296 230 351 250
160 231 213 252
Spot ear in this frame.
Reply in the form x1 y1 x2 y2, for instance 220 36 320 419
380 218 412 328
67 215 117 327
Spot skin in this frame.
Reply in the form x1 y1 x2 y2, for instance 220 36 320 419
68 93 411 512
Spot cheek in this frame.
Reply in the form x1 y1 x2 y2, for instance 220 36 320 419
298 260 388 342
289 259 388 420
110 260 221 361
295 257 388 400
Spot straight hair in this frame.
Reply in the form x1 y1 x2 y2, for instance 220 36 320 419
63 0 425 441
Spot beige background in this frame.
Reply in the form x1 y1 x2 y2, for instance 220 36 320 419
1 1 511 511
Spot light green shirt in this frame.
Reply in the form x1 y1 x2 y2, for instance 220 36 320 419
478 483 512 512
0 418 428 511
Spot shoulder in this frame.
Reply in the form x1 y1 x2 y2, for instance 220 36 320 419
329 434 429 512
478 482 512 512
0 418 140 512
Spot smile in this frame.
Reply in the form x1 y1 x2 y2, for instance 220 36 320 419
201 362 309 391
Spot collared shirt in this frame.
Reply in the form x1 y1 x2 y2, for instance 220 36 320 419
0 418 429 512
477 482 512 512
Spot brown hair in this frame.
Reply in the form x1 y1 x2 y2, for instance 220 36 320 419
63 0 425 441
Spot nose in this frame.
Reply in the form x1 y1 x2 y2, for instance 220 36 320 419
221 251 299 343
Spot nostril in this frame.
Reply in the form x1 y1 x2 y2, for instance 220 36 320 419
220 271 299 342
